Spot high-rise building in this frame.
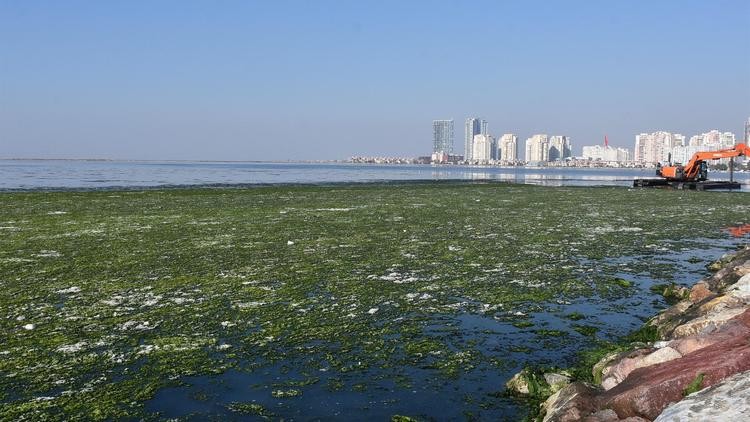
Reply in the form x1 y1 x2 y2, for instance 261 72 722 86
464 118 484 160
745 117 750 142
549 136 572 161
472 134 494 163
634 131 682 163
433 120 454 154
581 145 631 162
670 145 704 164
525 134 549 163
498 134 518 162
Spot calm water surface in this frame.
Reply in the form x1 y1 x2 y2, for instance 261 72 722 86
3 160 749 189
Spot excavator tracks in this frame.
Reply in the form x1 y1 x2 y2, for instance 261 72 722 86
633 179 741 190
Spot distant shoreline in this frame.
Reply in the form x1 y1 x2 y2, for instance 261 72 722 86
0 179 639 194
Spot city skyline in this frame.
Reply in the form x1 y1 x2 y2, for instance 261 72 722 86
427 117 748 165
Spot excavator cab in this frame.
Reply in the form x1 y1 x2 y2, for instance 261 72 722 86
698 161 708 181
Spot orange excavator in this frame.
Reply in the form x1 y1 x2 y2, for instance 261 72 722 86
657 143 750 182
634 142 747 189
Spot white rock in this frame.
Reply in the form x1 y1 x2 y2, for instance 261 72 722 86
23 323 35 330
655 370 750 421
57 342 87 354
56 286 81 294
727 273 750 300
287 240 294 245
367 307 379 314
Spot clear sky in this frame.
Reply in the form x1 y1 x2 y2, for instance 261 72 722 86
1 0 749 160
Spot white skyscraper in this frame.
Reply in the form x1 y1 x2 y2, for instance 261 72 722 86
472 134 494 163
634 131 682 163
677 130 736 165
548 136 572 161
498 134 518 162
525 134 549 163
464 118 485 161
433 120 454 154
719 131 736 148
745 117 750 142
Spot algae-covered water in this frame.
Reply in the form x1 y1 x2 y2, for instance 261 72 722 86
2 182 749 420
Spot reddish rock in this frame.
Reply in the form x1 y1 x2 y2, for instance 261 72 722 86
601 347 682 390
582 410 651 421
669 310 750 355
541 382 600 422
599 309 750 420
583 409 620 421
599 348 654 390
689 282 713 303
672 306 746 338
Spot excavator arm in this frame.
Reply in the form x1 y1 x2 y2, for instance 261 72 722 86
658 143 750 182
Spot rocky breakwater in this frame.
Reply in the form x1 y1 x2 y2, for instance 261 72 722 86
508 246 750 421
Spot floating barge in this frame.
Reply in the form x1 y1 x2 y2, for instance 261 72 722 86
633 179 742 190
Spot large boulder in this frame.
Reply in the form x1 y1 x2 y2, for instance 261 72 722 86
671 306 746 338
601 346 682 390
505 370 532 395
647 300 692 337
727 273 750 300
541 382 600 422
599 309 750 420
654 370 750 421
544 372 572 393
666 308 750 360
688 281 713 303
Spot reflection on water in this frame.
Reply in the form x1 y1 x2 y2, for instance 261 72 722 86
725 223 750 237
2 160 750 190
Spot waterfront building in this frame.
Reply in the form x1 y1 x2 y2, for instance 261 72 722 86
581 145 631 162
643 130 739 166
498 134 518 162
433 120 454 155
634 131 683 163
745 117 750 142
464 118 484 161
431 151 463 164
525 134 549 163
549 136 572 161
687 130 735 149
670 145 704 165
719 131 736 148
472 134 494 163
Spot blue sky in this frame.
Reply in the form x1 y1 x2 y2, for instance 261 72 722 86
1 0 748 160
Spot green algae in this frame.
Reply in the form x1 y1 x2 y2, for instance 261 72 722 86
565 312 586 321
682 373 705 396
227 402 275 417
572 324 599 337
1 183 750 419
